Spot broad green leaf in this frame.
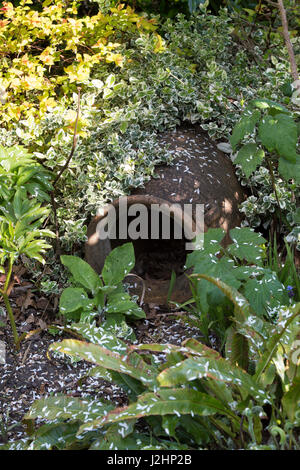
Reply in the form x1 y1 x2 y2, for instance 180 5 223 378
158 356 268 403
69 322 128 354
102 243 135 286
106 292 145 319
86 365 145 399
25 422 80 450
24 395 112 422
191 273 252 322
230 108 260 150
278 156 300 184
61 255 102 294
282 378 300 421
77 389 235 435
258 113 297 163
250 98 290 114
234 143 264 178
243 270 288 317
227 227 266 264
59 287 90 314
255 303 300 381
225 326 249 371
49 339 157 388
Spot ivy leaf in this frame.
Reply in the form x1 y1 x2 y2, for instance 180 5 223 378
230 109 260 150
258 113 297 163
234 143 264 178
227 227 266 264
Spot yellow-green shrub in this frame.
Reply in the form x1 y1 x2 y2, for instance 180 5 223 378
0 0 158 124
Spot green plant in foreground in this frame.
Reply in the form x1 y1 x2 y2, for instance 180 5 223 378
0 145 54 350
231 98 300 184
59 242 145 336
2 282 299 450
181 227 291 345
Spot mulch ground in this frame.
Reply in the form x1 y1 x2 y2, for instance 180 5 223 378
0 285 202 445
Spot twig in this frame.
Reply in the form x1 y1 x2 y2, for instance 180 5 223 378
277 0 299 84
124 273 146 306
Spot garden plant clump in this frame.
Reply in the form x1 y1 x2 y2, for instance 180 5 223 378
0 0 299 451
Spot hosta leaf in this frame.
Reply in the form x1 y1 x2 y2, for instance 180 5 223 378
89 431 159 450
230 108 260 150
234 143 264 178
102 243 135 286
77 389 234 435
186 228 225 266
49 339 157 388
258 113 297 163
24 395 112 422
158 356 268 403
61 255 102 294
227 227 266 264
106 293 145 319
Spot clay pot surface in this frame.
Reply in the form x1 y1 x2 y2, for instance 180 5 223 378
86 125 246 304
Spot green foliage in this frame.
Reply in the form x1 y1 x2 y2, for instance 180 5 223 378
183 227 291 343
231 99 300 183
59 243 145 327
0 144 54 349
0 0 158 125
5 301 299 450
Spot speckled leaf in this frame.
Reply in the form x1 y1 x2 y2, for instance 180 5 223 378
192 273 252 322
77 389 233 435
49 339 157 388
227 227 266 264
24 395 112 422
225 326 249 370
243 270 288 317
26 422 80 450
102 243 135 286
86 365 145 399
69 322 128 354
59 287 90 314
157 357 268 403
255 303 300 381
